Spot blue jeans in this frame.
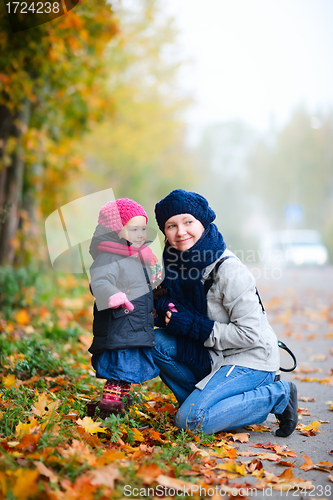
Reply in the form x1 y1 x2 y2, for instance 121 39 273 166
152 329 290 435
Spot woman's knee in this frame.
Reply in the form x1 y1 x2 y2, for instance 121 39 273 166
153 328 168 348
175 403 208 432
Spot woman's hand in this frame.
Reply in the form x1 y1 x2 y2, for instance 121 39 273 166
165 310 172 325
165 302 177 325
166 308 214 343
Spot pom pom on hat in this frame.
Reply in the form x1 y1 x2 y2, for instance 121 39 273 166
98 198 148 233
155 189 215 233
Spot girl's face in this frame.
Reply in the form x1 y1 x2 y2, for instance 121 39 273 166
118 216 147 247
164 213 205 251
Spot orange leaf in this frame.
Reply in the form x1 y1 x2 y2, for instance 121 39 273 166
156 474 196 491
314 461 333 472
96 449 125 466
300 454 314 471
15 309 30 325
157 403 177 415
257 452 281 461
252 441 275 448
146 428 164 442
231 433 250 443
35 461 58 483
87 464 121 489
59 439 97 466
278 460 297 467
60 475 97 499
278 467 295 480
137 463 162 483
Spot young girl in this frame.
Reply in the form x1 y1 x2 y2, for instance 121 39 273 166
89 198 161 414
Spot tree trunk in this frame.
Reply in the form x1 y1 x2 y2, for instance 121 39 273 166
0 99 31 266
0 105 14 216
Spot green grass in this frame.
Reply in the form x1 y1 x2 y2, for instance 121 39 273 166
0 266 214 499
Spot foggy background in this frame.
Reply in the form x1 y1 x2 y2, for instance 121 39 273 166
164 0 333 258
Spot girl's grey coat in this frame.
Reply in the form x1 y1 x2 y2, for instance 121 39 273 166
197 249 280 389
89 251 154 354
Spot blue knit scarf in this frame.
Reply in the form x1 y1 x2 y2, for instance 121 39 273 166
162 223 226 368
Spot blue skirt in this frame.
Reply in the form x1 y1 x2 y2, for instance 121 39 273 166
91 347 160 384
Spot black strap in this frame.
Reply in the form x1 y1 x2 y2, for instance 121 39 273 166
204 256 265 313
203 256 231 294
255 288 265 313
278 340 297 372
204 257 297 372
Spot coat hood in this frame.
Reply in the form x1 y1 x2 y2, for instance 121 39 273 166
89 224 124 260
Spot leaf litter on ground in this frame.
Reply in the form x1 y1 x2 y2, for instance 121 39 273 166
1 270 333 498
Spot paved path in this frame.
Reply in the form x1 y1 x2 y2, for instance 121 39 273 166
227 265 333 499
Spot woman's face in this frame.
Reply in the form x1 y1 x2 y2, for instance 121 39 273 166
164 214 205 251
118 216 147 247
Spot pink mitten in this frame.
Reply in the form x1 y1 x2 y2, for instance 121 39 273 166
168 302 178 313
108 292 134 311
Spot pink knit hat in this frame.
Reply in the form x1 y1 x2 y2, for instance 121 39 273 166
98 198 148 233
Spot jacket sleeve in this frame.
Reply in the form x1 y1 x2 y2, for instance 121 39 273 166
203 258 262 351
90 256 122 311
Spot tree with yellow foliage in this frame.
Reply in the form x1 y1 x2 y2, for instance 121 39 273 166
80 0 194 211
0 1 119 265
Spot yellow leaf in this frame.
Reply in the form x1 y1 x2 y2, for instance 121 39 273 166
132 428 145 442
216 459 247 475
12 468 39 500
0 471 7 497
15 309 30 325
76 417 107 434
31 392 50 415
31 392 59 418
300 420 322 433
59 439 97 466
245 424 270 432
3 374 17 389
15 417 40 436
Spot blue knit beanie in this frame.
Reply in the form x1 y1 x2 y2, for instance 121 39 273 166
155 189 216 233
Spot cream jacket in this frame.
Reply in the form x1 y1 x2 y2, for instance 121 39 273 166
196 249 280 389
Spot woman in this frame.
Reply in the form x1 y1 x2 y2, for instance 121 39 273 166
153 189 298 437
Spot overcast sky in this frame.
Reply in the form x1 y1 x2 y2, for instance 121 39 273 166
166 0 333 141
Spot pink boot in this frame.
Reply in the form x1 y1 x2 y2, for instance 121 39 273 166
121 381 132 408
99 380 124 415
